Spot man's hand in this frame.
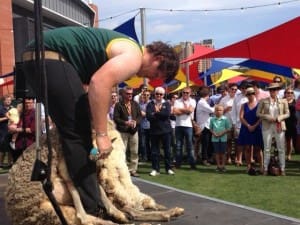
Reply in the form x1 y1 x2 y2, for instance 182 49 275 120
96 135 112 159
125 120 136 128
130 120 137 128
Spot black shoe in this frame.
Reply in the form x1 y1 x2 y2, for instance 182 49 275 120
130 171 140 177
190 165 197 170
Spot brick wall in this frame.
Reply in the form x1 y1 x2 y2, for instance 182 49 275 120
0 0 14 96
89 3 99 27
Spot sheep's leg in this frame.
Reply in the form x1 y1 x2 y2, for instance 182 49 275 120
153 203 166 210
166 207 185 217
122 206 165 222
121 206 184 222
82 214 119 225
122 206 169 222
64 180 92 224
57 159 90 224
58 159 118 225
59 178 118 225
98 184 129 223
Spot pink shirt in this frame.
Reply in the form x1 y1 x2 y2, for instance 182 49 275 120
256 89 269 101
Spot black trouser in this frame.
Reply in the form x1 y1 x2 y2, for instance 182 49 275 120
22 59 103 215
201 127 213 161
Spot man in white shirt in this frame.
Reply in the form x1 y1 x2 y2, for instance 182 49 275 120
173 87 197 169
196 86 215 166
133 84 148 103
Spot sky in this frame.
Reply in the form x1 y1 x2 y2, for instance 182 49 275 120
92 0 300 59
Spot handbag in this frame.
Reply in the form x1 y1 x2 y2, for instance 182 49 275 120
192 120 202 137
268 156 280 176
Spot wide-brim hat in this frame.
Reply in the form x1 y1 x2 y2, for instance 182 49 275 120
246 87 255 95
267 82 281 90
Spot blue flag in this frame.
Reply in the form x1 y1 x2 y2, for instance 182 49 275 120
114 17 139 43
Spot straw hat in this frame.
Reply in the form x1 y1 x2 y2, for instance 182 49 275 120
267 82 281 90
246 87 255 95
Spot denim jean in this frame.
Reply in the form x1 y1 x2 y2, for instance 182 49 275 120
138 127 151 161
175 126 195 167
150 133 172 172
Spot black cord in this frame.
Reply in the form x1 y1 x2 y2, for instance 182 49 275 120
33 0 68 224
21 97 26 153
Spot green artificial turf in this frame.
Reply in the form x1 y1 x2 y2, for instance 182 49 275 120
137 155 300 219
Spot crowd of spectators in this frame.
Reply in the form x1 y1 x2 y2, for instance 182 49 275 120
109 77 299 177
0 96 36 168
0 76 298 177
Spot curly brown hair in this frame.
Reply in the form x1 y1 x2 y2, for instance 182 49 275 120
146 41 179 83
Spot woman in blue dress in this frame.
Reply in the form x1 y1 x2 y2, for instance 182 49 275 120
237 87 263 173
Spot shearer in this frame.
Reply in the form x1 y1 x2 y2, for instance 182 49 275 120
20 26 179 218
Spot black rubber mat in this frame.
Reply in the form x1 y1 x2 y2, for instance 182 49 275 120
1 174 300 225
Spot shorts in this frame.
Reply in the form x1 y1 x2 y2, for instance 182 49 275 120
212 141 227 154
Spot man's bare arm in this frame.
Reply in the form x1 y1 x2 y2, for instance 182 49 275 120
88 41 142 154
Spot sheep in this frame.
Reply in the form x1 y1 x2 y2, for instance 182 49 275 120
99 121 184 222
5 120 184 225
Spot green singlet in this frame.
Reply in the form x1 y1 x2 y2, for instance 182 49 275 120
28 27 141 84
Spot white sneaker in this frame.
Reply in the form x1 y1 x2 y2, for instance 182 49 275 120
9 142 15 150
149 170 159 176
167 169 175 175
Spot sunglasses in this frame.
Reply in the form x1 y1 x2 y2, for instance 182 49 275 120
285 92 294 94
126 93 133 95
274 80 281 83
231 88 238 91
183 92 190 94
155 93 164 96
269 89 279 92
246 93 255 96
